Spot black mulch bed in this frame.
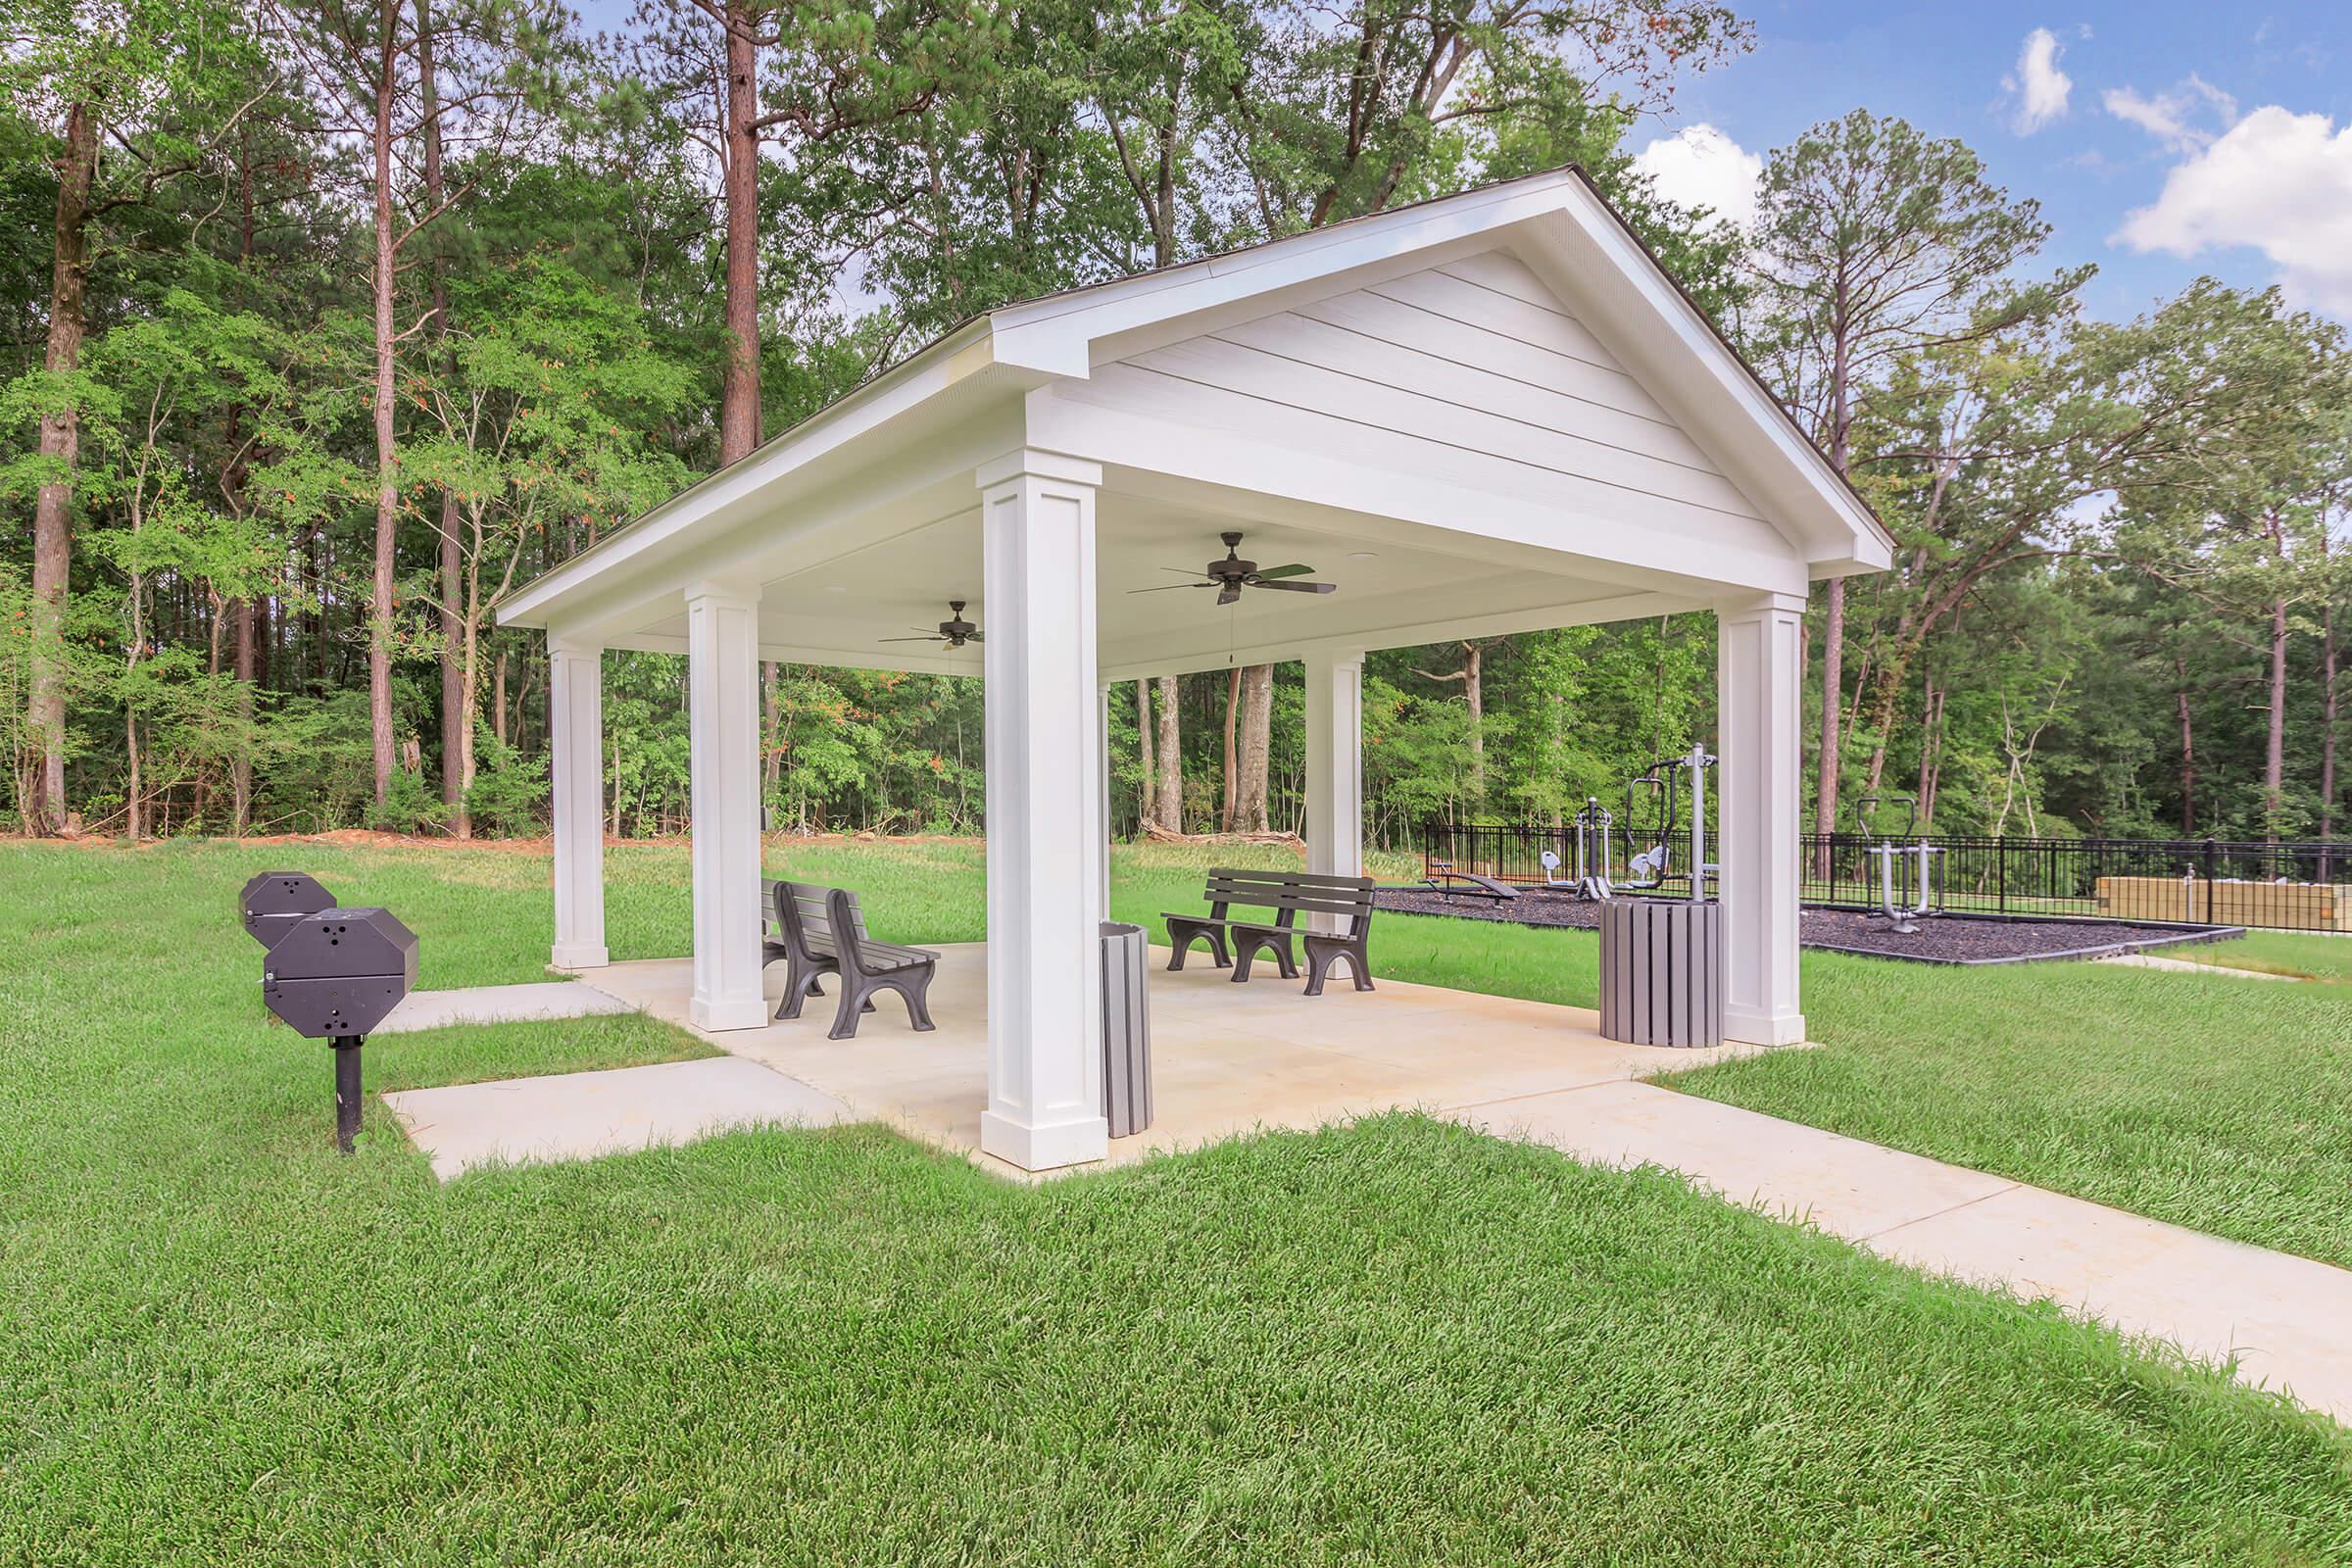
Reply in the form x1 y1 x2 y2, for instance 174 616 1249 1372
1372 886 2243 966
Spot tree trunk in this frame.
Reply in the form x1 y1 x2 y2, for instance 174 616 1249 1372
718 0 761 466
1220 666 1241 829
1816 578 1845 838
761 661 781 799
1135 678 1155 826
231 599 256 832
1154 674 1180 831
1233 662 1273 833
2321 527 2338 847
1916 669 1946 827
418 0 468 836
2176 654 2196 838
27 99 96 834
368 1 402 808
1814 291 1853 846
493 651 509 748
2266 591 2288 841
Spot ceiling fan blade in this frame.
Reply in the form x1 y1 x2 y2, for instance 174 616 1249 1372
1251 564 1316 579
1216 583 1242 607
1157 565 1211 576
966 631 983 643
1252 578 1337 594
877 634 944 643
1127 581 1211 594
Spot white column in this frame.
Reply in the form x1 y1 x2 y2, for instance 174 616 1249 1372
1717 592 1807 1045
548 637 609 968
979 449 1107 1171
1303 650 1365 932
686 582 768 1032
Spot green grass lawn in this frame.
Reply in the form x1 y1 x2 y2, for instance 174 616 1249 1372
1669 941 2352 1270
2169 929 2352 982
4 837 2350 1565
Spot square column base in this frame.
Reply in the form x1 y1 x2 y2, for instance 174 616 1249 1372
691 994 772 1033
550 943 610 970
1724 1007 1807 1047
981 1109 1109 1172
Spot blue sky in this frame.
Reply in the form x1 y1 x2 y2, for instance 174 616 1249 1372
1634 1 2352 321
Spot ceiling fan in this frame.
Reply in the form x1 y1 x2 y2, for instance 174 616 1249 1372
1131 531 1338 607
879 601 982 650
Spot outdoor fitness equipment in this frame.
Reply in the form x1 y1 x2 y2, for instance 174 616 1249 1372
1853 793 1941 934
1619 746 1717 903
1541 797 1618 900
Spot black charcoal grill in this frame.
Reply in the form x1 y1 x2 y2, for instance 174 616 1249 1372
260 905 418 1153
239 871 337 952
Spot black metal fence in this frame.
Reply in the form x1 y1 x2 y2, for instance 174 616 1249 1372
1421 821 2351 933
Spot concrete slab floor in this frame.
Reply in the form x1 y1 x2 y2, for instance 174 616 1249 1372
382 1054 855 1179
569 943 1783 1177
373 980 639 1035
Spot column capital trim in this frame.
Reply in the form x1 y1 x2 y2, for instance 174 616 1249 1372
1716 590 1809 620
976 447 1102 493
547 631 603 660
683 580 760 612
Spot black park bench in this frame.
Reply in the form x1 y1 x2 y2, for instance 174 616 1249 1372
762 878 939 1041
1163 867 1377 997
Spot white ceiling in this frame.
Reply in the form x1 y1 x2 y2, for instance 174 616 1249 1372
623 479 1646 679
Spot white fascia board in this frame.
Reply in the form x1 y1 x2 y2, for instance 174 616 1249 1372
1516 192 1893 573
502 319 1004 629
605 631 982 679
987 172 1589 379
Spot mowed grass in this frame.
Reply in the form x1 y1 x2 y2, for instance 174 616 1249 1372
3 838 2351 1565
2172 929 2352 983
1669 943 2352 1268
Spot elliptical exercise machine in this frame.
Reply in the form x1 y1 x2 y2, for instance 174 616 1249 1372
1852 793 1941 933
1619 745 1717 903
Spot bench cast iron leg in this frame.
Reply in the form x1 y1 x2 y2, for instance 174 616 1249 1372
1164 924 1230 972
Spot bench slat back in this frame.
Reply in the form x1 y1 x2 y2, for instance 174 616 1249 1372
1202 867 1376 921
765 878 870 958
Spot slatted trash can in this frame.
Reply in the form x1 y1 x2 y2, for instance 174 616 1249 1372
1597 898 1723 1049
240 871 336 952
1100 921 1152 1139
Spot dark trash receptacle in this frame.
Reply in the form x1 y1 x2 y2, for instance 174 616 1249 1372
1100 921 1152 1139
240 871 336 952
1597 898 1723 1049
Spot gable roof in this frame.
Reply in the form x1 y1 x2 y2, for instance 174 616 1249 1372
503 166 1887 628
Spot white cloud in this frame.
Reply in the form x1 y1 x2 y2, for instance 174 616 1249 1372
2005 28 2073 133
2102 75 2237 151
2114 105 2352 316
1633 124 1763 230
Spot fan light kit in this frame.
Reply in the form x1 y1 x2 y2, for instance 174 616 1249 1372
1129 531 1338 608
880 601 982 650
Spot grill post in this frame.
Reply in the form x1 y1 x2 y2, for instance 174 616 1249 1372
332 1036 364 1154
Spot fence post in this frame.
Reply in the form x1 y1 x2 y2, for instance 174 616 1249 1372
2202 838 2218 926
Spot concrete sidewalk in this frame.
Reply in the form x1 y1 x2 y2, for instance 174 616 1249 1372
373 980 639 1034
383 1055 855 1178
1448 1080 2352 1424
